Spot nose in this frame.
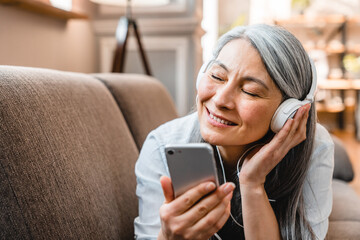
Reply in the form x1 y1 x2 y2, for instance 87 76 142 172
213 83 236 110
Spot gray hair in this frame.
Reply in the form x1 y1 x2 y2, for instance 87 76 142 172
211 24 317 239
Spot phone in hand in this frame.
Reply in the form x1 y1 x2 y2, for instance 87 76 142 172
164 143 219 198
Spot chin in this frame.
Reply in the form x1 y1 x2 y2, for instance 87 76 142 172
200 128 237 146
201 127 269 147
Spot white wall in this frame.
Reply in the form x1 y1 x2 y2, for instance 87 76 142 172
0 0 97 73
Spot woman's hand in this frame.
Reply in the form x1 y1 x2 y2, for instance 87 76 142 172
239 104 311 186
158 176 235 240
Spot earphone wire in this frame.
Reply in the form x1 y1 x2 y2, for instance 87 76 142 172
216 146 244 229
215 144 277 234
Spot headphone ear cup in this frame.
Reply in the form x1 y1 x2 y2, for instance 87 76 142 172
196 62 209 90
270 98 305 133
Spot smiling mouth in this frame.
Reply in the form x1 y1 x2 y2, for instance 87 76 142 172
207 108 237 126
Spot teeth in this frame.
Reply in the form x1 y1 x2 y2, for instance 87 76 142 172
209 113 233 125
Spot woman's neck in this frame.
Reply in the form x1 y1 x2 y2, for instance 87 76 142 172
217 145 249 169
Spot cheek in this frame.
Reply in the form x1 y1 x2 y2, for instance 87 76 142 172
197 79 215 102
239 102 277 126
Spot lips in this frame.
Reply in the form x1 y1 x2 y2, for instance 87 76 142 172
206 108 237 126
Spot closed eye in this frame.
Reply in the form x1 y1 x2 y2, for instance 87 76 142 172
211 74 224 82
242 89 259 97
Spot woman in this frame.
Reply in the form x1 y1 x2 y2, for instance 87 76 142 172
134 24 334 240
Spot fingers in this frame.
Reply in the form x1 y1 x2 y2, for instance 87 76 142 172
161 181 217 217
296 104 311 139
292 103 310 131
287 103 311 144
273 103 311 147
189 194 232 240
181 182 235 225
160 176 175 203
159 181 234 240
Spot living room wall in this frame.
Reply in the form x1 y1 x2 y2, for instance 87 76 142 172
0 0 97 73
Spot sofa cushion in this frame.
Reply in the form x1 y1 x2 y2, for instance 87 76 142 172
327 221 360 240
330 179 360 221
94 73 178 150
0 66 139 239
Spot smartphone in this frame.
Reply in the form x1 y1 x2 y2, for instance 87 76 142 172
164 143 219 198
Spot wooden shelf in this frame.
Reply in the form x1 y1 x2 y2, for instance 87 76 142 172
275 14 347 26
316 102 345 113
318 79 360 90
302 44 360 55
304 45 346 54
0 0 88 20
275 15 360 30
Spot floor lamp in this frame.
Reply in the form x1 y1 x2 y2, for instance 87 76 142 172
91 0 156 76
112 0 152 75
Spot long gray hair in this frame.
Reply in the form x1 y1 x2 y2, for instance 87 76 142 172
212 24 317 239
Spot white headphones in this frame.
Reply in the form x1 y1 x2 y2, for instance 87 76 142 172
195 58 317 133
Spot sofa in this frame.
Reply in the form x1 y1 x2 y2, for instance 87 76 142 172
0 65 359 239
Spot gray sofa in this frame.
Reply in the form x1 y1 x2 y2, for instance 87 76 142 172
0 66 359 239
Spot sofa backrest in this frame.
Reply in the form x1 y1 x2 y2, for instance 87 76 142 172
0 66 139 239
94 73 178 150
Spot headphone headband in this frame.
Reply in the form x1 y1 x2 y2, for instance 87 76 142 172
196 60 212 90
305 58 317 103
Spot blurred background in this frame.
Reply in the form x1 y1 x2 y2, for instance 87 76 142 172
0 0 359 194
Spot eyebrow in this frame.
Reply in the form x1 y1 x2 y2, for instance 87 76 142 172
211 59 270 91
243 76 270 91
211 60 229 72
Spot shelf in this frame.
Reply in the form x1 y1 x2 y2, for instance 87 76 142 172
275 14 360 26
318 79 360 90
0 0 88 20
316 102 345 113
275 14 346 26
304 45 346 54
302 44 360 55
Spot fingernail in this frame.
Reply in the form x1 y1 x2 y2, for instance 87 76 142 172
206 182 216 191
301 104 309 115
223 182 235 194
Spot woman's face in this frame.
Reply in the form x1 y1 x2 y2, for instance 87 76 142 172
197 38 283 147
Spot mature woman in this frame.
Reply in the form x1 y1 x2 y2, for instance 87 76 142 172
134 24 334 240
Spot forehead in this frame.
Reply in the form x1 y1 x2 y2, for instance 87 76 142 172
217 38 263 67
215 38 282 94
216 39 269 77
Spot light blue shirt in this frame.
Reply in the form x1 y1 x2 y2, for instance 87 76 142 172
134 112 334 240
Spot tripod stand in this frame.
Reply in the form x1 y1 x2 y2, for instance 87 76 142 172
112 0 152 75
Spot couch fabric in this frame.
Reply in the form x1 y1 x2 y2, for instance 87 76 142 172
93 73 178 150
331 135 354 182
1 66 359 239
328 180 360 239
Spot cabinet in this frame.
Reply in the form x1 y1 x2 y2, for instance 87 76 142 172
276 15 360 140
